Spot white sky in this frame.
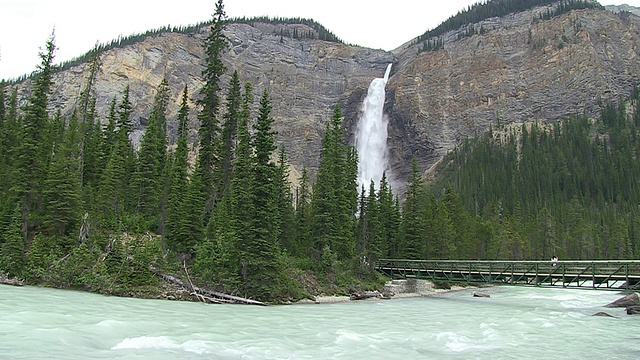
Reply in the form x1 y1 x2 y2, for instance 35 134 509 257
0 0 636 80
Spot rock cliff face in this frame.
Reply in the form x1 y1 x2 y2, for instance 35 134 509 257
10 4 640 189
387 5 640 181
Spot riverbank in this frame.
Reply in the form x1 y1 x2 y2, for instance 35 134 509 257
297 279 473 304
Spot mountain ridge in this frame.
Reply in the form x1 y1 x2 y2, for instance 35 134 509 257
7 2 640 189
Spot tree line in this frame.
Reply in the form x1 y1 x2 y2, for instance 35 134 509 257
430 93 640 260
0 0 637 302
417 0 601 52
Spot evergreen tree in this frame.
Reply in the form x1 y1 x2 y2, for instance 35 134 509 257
0 90 19 229
0 205 26 277
357 181 383 271
377 173 400 258
97 86 136 229
293 167 313 258
15 31 56 239
78 48 103 204
165 85 195 253
275 145 296 252
197 0 228 204
42 110 82 237
310 104 357 264
0 81 5 125
219 70 242 197
243 90 285 300
399 158 428 259
134 78 169 224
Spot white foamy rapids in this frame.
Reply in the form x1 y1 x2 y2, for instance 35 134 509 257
111 336 210 354
356 64 392 194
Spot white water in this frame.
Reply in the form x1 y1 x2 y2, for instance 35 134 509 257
1 285 638 359
356 64 392 194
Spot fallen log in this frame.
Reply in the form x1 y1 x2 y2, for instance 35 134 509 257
149 267 267 306
350 291 382 300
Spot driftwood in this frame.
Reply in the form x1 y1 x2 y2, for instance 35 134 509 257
183 260 204 303
149 266 266 306
0 273 24 286
350 291 384 300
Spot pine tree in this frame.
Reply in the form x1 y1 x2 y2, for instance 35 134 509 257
0 205 26 277
15 31 56 239
134 78 169 223
97 86 136 229
0 90 19 228
219 70 242 197
78 47 102 202
293 167 313 258
357 181 383 271
42 110 82 237
243 90 284 300
197 0 228 204
377 173 400 258
275 145 295 252
311 104 357 264
166 86 199 254
399 158 428 259
228 81 255 246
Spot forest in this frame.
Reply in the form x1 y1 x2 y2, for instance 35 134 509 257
417 0 601 51
0 0 638 302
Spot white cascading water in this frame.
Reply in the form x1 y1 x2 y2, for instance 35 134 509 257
356 63 392 194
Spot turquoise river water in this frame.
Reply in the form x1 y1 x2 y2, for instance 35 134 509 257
0 284 637 359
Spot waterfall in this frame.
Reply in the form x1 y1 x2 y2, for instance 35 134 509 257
356 63 392 194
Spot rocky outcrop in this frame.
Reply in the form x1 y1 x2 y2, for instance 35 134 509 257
592 311 615 317
604 292 639 308
9 4 640 188
387 5 640 181
626 305 640 315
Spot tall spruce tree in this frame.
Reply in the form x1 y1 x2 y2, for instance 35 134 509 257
243 90 285 300
311 104 358 264
196 0 228 205
0 205 26 277
134 78 169 223
165 86 202 253
97 86 136 229
399 158 428 259
0 90 19 229
293 167 313 258
275 146 295 252
219 71 242 197
42 110 82 237
78 46 102 197
377 173 400 258
15 31 56 238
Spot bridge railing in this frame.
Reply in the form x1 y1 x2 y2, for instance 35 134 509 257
376 259 640 290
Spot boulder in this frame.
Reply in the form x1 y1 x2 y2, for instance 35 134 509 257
592 312 615 318
604 293 639 308
473 292 490 298
626 305 640 315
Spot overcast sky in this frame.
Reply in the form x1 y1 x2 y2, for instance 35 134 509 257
0 0 636 80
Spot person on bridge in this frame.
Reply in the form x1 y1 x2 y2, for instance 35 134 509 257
551 255 558 267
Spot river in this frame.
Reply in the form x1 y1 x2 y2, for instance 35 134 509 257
0 284 637 359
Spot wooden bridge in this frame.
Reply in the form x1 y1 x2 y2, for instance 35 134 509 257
376 259 640 291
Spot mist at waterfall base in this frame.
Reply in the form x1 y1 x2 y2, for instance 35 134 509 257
356 64 393 194
2 285 638 359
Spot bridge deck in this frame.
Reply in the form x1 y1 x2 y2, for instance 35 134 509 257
376 259 640 291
